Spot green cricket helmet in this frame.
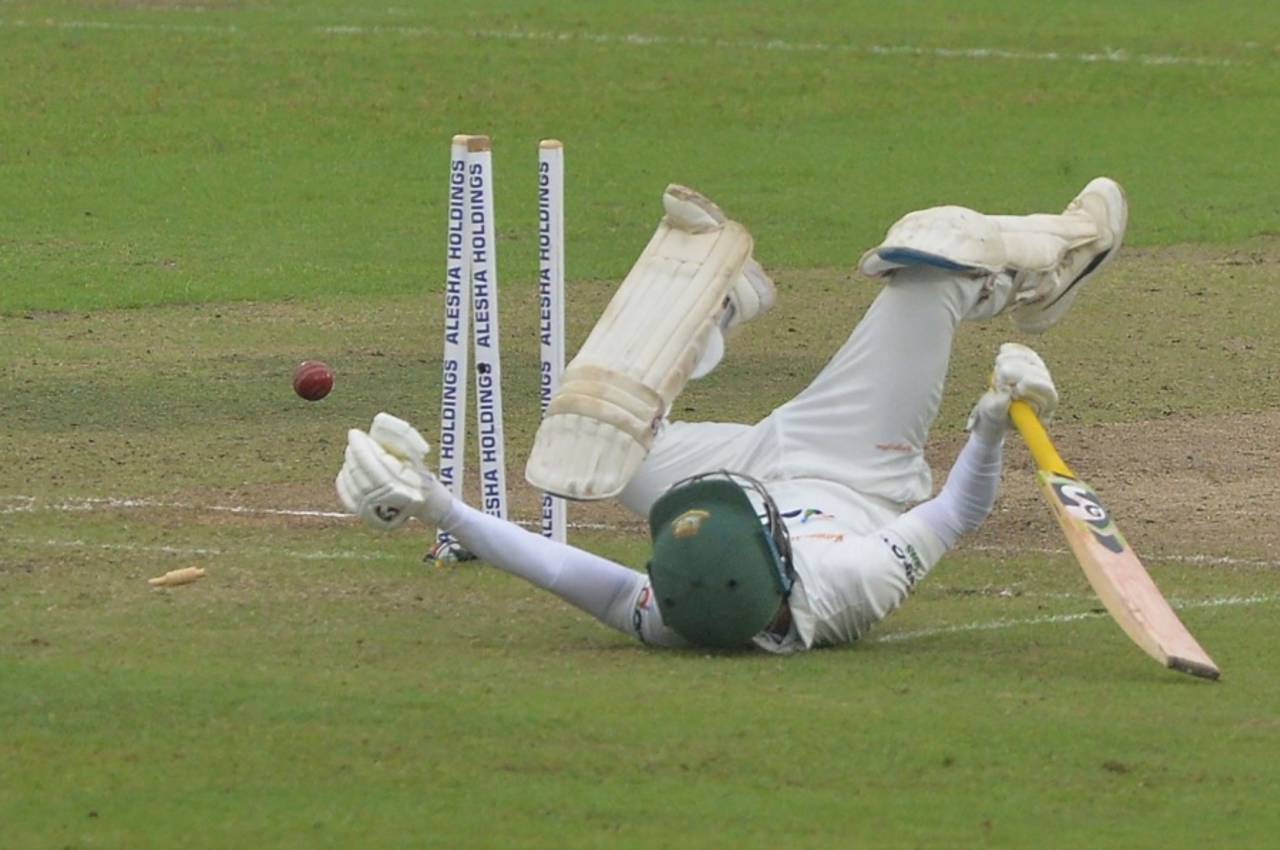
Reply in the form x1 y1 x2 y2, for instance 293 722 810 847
646 471 795 649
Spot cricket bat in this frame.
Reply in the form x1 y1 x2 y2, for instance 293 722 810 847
1009 401 1220 680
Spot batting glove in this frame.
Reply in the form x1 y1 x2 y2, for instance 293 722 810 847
335 413 454 531
967 343 1059 439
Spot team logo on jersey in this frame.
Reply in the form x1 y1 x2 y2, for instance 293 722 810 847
672 509 711 539
780 507 833 524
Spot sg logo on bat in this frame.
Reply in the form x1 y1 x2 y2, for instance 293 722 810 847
1048 476 1127 555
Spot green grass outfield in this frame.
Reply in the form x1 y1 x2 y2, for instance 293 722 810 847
2 0 1278 312
2 2 1279 848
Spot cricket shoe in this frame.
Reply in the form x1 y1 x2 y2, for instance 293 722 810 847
662 184 778 377
724 257 777 331
663 184 777 326
1006 177 1128 334
692 257 778 379
662 183 777 328
663 184 777 321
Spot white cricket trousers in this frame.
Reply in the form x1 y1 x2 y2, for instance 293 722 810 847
617 266 987 515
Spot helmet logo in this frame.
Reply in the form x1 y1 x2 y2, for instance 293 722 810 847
672 509 711 539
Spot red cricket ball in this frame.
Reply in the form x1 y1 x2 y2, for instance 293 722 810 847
293 360 334 401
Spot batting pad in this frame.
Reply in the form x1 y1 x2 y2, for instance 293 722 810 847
858 205 1099 278
526 211 752 500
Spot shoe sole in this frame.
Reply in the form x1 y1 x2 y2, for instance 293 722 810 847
663 184 727 232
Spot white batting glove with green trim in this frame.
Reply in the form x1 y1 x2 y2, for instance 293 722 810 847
335 413 454 531
967 343 1059 439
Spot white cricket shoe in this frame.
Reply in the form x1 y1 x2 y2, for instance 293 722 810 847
725 257 776 329
1009 177 1128 333
663 185 777 327
661 184 777 378
691 258 777 379
691 257 778 379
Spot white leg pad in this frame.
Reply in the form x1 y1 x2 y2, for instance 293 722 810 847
858 206 1002 277
858 205 1100 279
526 194 753 500
989 213 1100 271
857 179 1122 332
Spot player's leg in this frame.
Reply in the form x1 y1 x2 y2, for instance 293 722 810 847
773 178 1127 505
768 264 979 505
526 184 776 501
993 177 1128 333
861 178 1128 332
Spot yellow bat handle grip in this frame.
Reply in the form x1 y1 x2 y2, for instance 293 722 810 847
1009 400 1074 478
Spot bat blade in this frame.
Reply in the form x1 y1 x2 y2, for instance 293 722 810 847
1035 469 1220 680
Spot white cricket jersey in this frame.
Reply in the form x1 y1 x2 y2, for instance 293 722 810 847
749 478 947 654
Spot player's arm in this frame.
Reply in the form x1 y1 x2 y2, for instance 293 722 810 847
335 413 683 646
823 344 1059 631
909 343 1058 547
847 425 1008 626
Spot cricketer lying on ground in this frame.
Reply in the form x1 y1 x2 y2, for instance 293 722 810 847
337 177 1126 653
525 184 772 501
336 341 1055 651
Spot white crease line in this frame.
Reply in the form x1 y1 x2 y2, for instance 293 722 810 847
6 536 396 563
965 543 1280 570
0 18 237 34
0 496 36 514
316 25 1239 68
0 19 1240 68
0 495 626 531
0 495 348 519
4 495 1273 564
874 594 1278 644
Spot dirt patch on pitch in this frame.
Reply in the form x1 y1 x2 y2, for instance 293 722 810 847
553 408 1280 564
933 409 1280 564
68 237 1277 565
160 409 1280 566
